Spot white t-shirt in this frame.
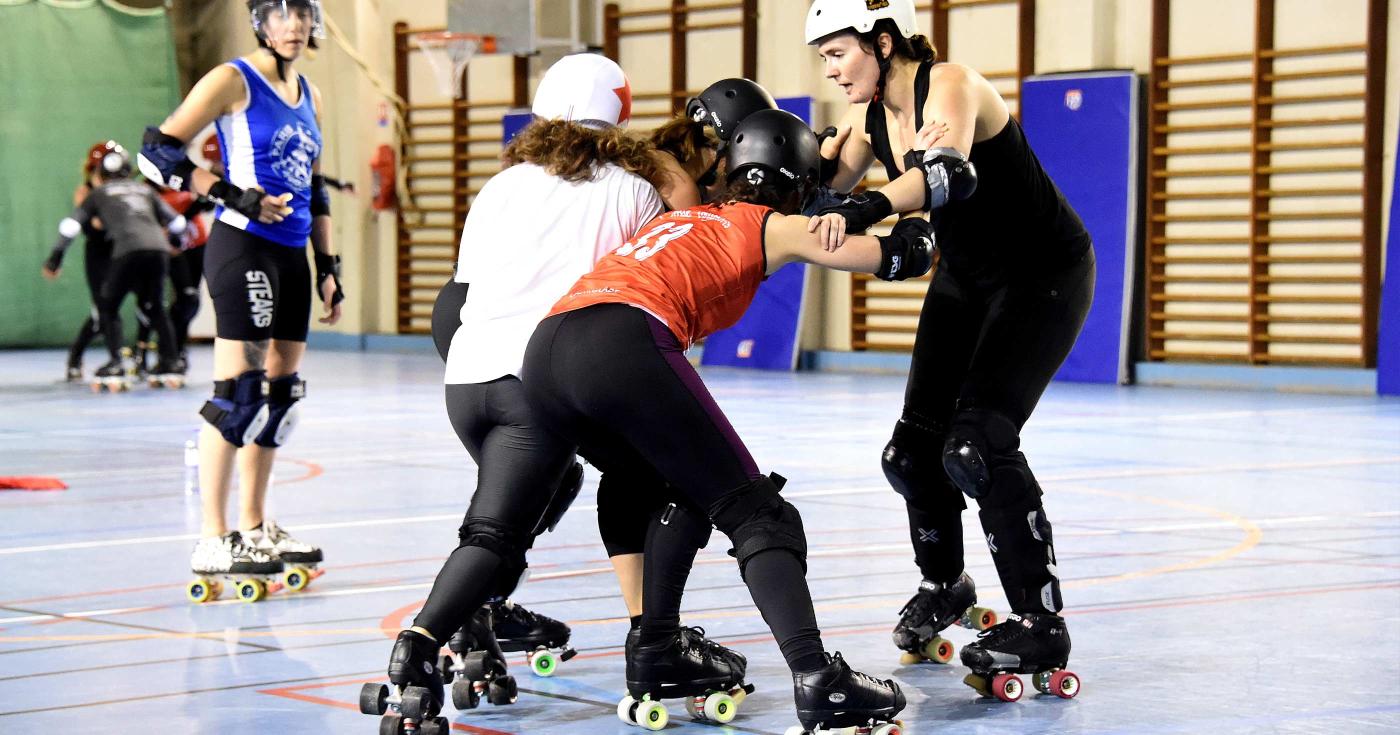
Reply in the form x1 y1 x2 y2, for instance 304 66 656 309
444 162 664 384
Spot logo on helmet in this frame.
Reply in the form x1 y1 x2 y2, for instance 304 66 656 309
866 0 890 9
745 168 766 186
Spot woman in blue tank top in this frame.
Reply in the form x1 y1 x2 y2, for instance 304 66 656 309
138 0 344 592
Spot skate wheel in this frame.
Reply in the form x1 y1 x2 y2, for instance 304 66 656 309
897 651 923 666
635 699 668 731
438 654 456 684
783 726 808 735
922 636 955 665
451 678 480 710
701 691 737 724
359 683 389 715
969 606 998 631
963 672 992 698
528 649 557 677
684 696 701 719
872 724 904 735
461 651 491 681
617 695 638 725
991 673 1023 703
236 579 266 603
377 714 402 735
187 579 215 604
283 566 311 592
419 717 450 735
487 675 518 705
401 685 434 720
1047 670 1080 699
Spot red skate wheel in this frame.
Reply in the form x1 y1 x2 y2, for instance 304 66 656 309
991 673 1023 702
1048 670 1080 699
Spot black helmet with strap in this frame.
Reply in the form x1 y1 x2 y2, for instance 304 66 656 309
725 109 821 203
685 78 778 144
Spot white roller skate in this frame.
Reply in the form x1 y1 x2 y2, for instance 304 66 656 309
187 531 285 603
246 519 324 593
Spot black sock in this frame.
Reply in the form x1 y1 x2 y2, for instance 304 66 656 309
637 503 709 647
629 614 642 629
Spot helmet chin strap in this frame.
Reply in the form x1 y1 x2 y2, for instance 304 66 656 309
260 41 293 81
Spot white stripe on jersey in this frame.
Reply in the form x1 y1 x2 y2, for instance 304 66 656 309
218 70 259 230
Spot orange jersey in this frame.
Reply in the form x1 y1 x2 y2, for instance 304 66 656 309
549 202 772 347
160 190 209 249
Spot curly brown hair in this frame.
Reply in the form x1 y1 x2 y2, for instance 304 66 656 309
502 119 660 184
647 117 720 173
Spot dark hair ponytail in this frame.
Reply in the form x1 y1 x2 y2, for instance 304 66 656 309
856 19 937 64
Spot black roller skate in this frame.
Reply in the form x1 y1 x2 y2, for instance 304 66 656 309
490 598 576 677
441 606 519 710
65 363 83 383
148 358 186 389
90 359 131 393
619 627 754 730
892 573 998 665
787 652 906 735
359 629 451 735
960 612 1079 702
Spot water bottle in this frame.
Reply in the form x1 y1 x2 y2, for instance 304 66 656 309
183 430 200 494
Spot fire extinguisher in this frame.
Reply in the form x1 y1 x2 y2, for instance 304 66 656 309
370 144 396 210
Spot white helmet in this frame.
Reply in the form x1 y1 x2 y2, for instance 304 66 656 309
531 53 633 129
805 0 918 45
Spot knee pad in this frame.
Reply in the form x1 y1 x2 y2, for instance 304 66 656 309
709 474 808 579
882 410 964 509
942 408 1040 509
531 461 584 536
199 370 269 447
654 501 713 549
458 518 530 582
254 374 305 448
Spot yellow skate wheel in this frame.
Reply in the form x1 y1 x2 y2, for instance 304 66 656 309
236 579 266 603
283 567 310 592
968 606 997 630
636 700 668 731
528 649 557 677
964 672 992 698
187 579 215 604
898 651 923 666
922 637 955 664
702 692 737 724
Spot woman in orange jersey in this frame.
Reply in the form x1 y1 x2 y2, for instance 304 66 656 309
521 109 933 734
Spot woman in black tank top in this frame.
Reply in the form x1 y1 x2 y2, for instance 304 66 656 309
806 0 1090 695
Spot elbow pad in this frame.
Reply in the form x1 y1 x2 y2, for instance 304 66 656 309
58 217 82 239
310 174 331 218
138 127 197 191
918 147 978 211
875 218 935 281
168 215 188 236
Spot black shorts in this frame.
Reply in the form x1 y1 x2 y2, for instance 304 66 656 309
204 221 312 342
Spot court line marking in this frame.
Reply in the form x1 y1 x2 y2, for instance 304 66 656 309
3 454 1396 557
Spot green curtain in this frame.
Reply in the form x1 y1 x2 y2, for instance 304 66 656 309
0 0 180 347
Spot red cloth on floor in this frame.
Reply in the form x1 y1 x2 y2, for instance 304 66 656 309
0 477 67 491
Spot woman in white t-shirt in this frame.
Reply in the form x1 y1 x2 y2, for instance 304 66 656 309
370 54 667 722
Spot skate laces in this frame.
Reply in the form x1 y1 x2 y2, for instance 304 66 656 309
976 614 1028 645
225 531 274 561
828 652 891 689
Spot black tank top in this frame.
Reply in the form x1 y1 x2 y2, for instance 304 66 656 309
864 62 1091 287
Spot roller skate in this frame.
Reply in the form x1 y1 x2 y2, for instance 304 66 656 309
186 531 285 603
489 598 577 677
960 612 1080 702
246 519 324 593
147 358 186 389
360 629 452 735
133 342 152 381
786 652 906 735
440 606 519 710
65 363 83 383
618 626 754 730
892 573 998 665
89 358 132 393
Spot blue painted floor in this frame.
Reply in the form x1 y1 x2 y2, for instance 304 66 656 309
1 347 1398 734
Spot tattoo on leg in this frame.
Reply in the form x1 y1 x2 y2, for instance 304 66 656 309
243 340 269 369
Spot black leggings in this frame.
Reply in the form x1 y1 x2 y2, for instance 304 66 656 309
411 377 576 642
523 303 826 672
67 242 112 365
168 246 205 355
893 248 1094 613
96 251 177 365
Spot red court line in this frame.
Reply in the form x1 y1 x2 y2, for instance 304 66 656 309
258 679 514 735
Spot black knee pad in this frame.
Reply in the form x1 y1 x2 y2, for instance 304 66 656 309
653 501 713 549
531 461 584 537
597 469 660 557
253 374 305 448
942 408 1040 509
882 409 966 511
458 518 529 592
709 474 808 579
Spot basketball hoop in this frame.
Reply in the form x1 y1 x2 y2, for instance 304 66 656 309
414 31 498 99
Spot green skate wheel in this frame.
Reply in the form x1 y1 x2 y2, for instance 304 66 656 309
529 649 557 677
636 700 668 731
702 692 737 724
922 636 955 664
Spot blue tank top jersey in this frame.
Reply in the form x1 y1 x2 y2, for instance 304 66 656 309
214 58 322 247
